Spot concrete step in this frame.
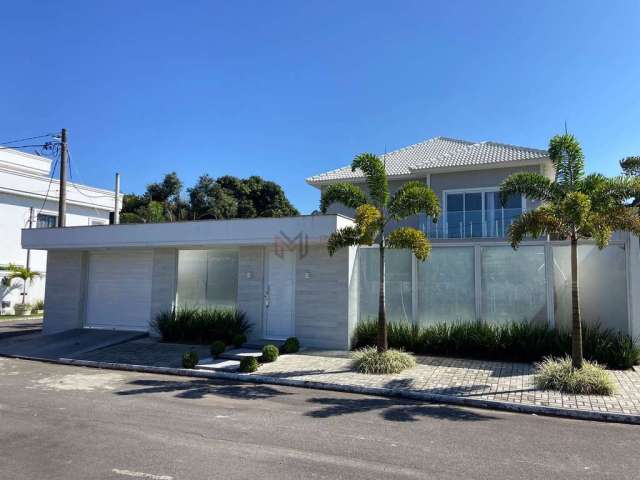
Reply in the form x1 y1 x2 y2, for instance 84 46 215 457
219 348 262 361
196 358 240 372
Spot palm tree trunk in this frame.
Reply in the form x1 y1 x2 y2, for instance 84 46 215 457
377 240 388 353
21 280 26 305
570 234 583 369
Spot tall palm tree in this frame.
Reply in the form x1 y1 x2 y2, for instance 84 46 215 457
500 134 640 369
320 153 440 352
6 264 43 305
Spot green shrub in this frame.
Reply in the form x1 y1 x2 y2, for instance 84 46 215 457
210 340 226 358
32 299 45 312
181 351 199 369
534 356 614 395
261 344 279 363
281 337 300 354
239 356 259 373
232 334 247 348
351 319 640 369
152 307 250 344
352 347 416 374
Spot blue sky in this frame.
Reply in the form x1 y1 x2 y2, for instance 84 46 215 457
2 0 639 213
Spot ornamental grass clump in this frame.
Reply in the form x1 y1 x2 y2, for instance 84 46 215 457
534 356 614 395
352 347 416 374
153 307 250 344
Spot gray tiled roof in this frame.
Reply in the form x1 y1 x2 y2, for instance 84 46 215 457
306 136 549 185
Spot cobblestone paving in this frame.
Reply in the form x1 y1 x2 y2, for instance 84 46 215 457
254 354 640 416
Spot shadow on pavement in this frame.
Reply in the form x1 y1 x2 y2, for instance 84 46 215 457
115 378 292 400
305 396 498 422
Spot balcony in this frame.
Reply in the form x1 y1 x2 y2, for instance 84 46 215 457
422 207 524 240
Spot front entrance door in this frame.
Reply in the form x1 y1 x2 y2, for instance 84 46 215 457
263 249 296 339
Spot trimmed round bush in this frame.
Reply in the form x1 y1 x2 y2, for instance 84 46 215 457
232 334 247 349
261 344 279 363
210 341 226 358
534 356 614 395
239 356 259 373
352 347 416 374
182 351 199 369
281 337 300 354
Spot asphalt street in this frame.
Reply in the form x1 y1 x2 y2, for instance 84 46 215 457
0 357 638 480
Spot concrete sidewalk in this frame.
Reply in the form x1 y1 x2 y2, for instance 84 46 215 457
32 337 640 424
0 329 146 359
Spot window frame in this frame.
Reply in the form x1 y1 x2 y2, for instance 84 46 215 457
442 187 525 238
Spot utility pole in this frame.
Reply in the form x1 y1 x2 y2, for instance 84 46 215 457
57 128 67 227
114 172 121 224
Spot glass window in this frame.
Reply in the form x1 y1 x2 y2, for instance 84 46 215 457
177 248 238 309
481 245 547 324
36 213 57 228
417 247 475 325
446 193 463 238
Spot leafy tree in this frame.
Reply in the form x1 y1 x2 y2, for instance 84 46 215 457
218 175 299 218
500 134 640 369
620 156 640 206
146 172 184 221
6 264 43 305
320 153 440 352
188 175 238 219
620 156 640 177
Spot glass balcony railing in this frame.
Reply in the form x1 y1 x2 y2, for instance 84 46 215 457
422 208 524 239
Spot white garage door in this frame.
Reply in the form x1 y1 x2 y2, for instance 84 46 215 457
85 250 153 331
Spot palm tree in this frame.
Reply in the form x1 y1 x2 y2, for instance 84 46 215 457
500 134 640 369
6 264 43 305
320 153 440 352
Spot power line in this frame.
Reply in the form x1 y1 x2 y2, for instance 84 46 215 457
0 133 55 145
36 157 59 220
0 144 52 150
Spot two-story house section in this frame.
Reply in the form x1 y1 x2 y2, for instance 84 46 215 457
306 136 555 240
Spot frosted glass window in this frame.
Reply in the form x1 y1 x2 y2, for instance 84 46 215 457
552 244 627 332
481 246 547 324
417 247 475 325
357 248 412 323
177 248 238 309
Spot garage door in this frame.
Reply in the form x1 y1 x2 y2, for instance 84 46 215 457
85 250 153 331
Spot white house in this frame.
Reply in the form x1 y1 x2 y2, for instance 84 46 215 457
19 136 640 349
1 147 118 314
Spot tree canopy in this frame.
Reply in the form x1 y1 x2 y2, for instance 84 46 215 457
120 172 298 223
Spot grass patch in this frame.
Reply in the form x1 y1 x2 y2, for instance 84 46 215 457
352 347 416 374
352 319 640 369
534 356 615 395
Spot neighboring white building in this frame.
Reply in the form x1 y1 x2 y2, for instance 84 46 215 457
0 147 118 314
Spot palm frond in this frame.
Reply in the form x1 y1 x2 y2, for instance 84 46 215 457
508 206 569 248
319 183 367 214
548 134 585 187
388 181 440 220
351 153 388 207
354 204 382 245
6 263 43 282
387 227 431 261
327 226 361 256
499 172 556 204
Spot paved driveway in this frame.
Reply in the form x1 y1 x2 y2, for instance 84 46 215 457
0 358 639 480
0 329 146 360
0 317 42 338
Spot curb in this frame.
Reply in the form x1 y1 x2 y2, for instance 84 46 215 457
5 354 640 426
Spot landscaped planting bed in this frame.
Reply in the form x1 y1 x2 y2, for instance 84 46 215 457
352 319 640 369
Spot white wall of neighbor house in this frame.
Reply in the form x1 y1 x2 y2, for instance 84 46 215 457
0 194 110 313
